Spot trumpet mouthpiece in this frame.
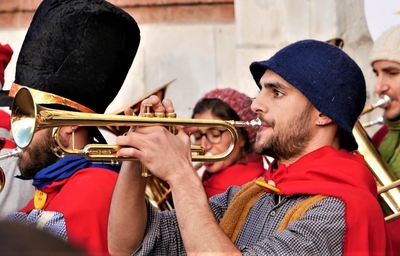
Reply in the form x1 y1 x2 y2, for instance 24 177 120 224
233 118 262 130
0 147 22 160
361 95 391 115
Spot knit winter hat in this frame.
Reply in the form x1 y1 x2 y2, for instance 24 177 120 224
196 88 257 145
249 39 366 152
370 24 400 65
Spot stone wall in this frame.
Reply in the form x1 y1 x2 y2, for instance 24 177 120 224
0 0 384 140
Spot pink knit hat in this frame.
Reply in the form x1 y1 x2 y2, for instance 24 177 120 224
197 88 257 144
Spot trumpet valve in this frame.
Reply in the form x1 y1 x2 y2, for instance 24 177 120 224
143 104 155 117
155 112 165 118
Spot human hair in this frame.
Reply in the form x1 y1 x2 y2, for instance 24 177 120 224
192 98 252 157
0 221 87 255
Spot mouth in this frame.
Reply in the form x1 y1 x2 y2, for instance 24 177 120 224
257 118 272 132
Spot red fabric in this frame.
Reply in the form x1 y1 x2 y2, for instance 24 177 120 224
264 146 391 255
21 168 118 256
372 125 400 256
372 125 388 148
0 44 13 88
3 139 15 149
0 110 15 149
202 153 265 198
0 110 11 131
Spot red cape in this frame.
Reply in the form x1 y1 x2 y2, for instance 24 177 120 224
264 146 391 255
202 153 265 198
21 168 118 256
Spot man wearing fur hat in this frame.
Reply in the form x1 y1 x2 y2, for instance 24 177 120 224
0 0 140 255
108 40 391 255
370 24 400 256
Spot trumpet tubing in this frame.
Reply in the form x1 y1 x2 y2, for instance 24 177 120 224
12 86 261 163
9 86 262 211
361 95 390 116
356 95 400 222
354 122 400 222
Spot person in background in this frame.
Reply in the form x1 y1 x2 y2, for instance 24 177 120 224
0 43 32 219
0 0 140 255
0 110 32 219
370 24 400 256
191 88 265 198
108 39 390 255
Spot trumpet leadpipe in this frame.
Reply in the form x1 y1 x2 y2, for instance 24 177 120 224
231 118 262 130
363 117 384 128
0 147 22 160
362 95 391 115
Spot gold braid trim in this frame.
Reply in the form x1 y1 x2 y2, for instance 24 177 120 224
219 176 328 243
276 194 328 232
219 177 264 242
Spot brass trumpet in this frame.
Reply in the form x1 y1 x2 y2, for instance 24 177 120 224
354 95 400 222
361 95 390 128
12 86 261 165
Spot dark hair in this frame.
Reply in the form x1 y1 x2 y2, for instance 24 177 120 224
192 98 252 156
0 221 87 255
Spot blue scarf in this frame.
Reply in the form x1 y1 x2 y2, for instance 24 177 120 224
18 156 120 190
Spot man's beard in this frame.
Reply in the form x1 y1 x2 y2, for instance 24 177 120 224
254 103 313 161
18 129 65 178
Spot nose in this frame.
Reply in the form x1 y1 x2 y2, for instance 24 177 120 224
251 94 265 115
199 136 212 152
374 74 390 95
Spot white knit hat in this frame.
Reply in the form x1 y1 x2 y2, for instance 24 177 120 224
370 24 400 65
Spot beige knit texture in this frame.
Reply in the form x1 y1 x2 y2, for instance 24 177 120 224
370 24 400 65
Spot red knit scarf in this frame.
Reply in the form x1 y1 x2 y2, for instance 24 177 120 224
263 146 391 255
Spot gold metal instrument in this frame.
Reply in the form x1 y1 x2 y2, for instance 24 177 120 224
354 95 400 222
0 147 23 193
12 86 261 163
361 95 390 128
10 86 261 210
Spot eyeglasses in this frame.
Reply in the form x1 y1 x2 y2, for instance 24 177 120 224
190 128 228 144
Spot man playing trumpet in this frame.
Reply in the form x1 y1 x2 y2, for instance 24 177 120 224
108 39 391 255
370 24 400 256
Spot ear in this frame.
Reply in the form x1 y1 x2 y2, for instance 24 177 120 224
57 126 79 141
316 113 333 126
62 126 79 135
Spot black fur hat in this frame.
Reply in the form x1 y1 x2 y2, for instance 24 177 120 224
0 0 140 115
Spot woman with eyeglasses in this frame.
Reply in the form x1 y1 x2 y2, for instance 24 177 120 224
190 88 265 198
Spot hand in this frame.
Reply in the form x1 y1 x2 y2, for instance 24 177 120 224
116 95 194 182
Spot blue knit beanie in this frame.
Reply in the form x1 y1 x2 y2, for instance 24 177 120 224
249 39 366 152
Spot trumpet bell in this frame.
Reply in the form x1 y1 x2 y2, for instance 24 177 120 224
11 87 37 149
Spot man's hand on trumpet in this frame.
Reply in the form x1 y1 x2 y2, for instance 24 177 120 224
115 95 195 183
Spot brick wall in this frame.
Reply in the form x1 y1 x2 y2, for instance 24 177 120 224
0 0 234 28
